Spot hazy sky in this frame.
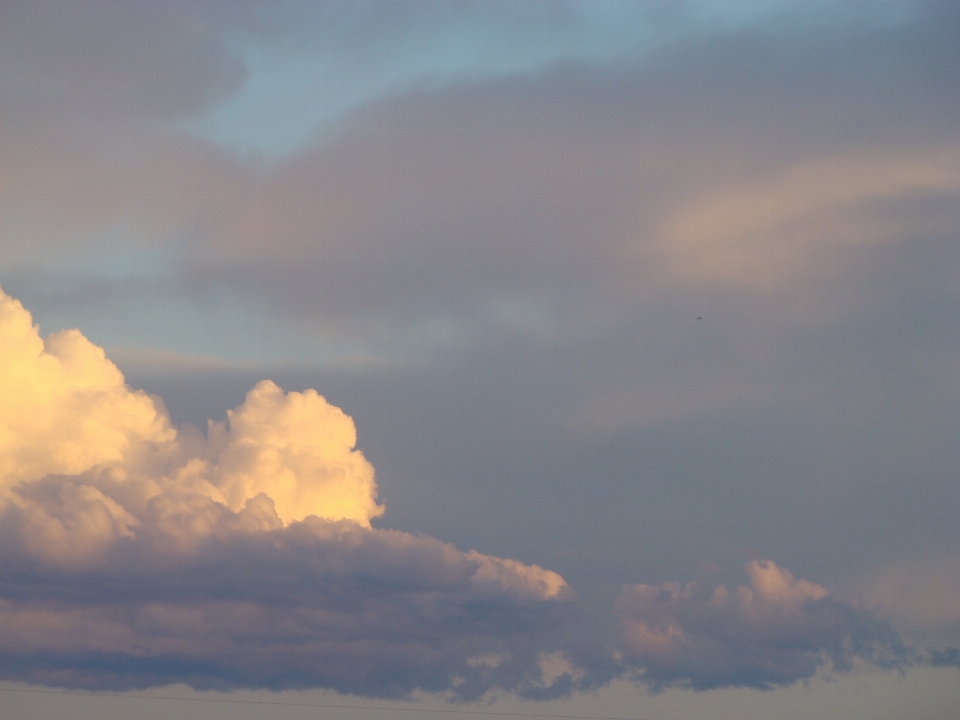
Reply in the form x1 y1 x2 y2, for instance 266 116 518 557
1 2 959 719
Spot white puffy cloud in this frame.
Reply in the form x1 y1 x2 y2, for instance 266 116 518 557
0 286 383 554
0 291 175 490
210 379 382 525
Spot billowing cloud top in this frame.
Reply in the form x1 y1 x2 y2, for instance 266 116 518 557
0 286 383 544
0 291 175 489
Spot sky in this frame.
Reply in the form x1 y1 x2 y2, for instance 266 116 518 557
1 1 959 719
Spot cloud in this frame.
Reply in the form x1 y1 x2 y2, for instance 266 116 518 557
0 287 380 534
210 379 383 525
0 1 245 121
615 560 909 690
5 2 959 348
3 4 960 704
0 287 572 696
0 290 175 491
852 552 960 648
1 289 950 698
0 519 572 697
659 146 960 291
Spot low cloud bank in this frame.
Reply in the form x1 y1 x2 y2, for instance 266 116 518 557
0 288 947 697
0 519 571 697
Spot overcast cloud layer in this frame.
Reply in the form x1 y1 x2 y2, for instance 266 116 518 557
2 0 960 714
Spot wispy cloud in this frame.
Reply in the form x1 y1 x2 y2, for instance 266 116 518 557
659 147 960 290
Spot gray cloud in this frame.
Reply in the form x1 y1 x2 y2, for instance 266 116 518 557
615 560 911 691
6 1 959 346
0 1 245 121
0 510 577 698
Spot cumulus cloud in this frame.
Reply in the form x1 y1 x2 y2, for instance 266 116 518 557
0 287 573 696
0 291 175 490
209 379 383 525
0 288 382 539
615 560 909 690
